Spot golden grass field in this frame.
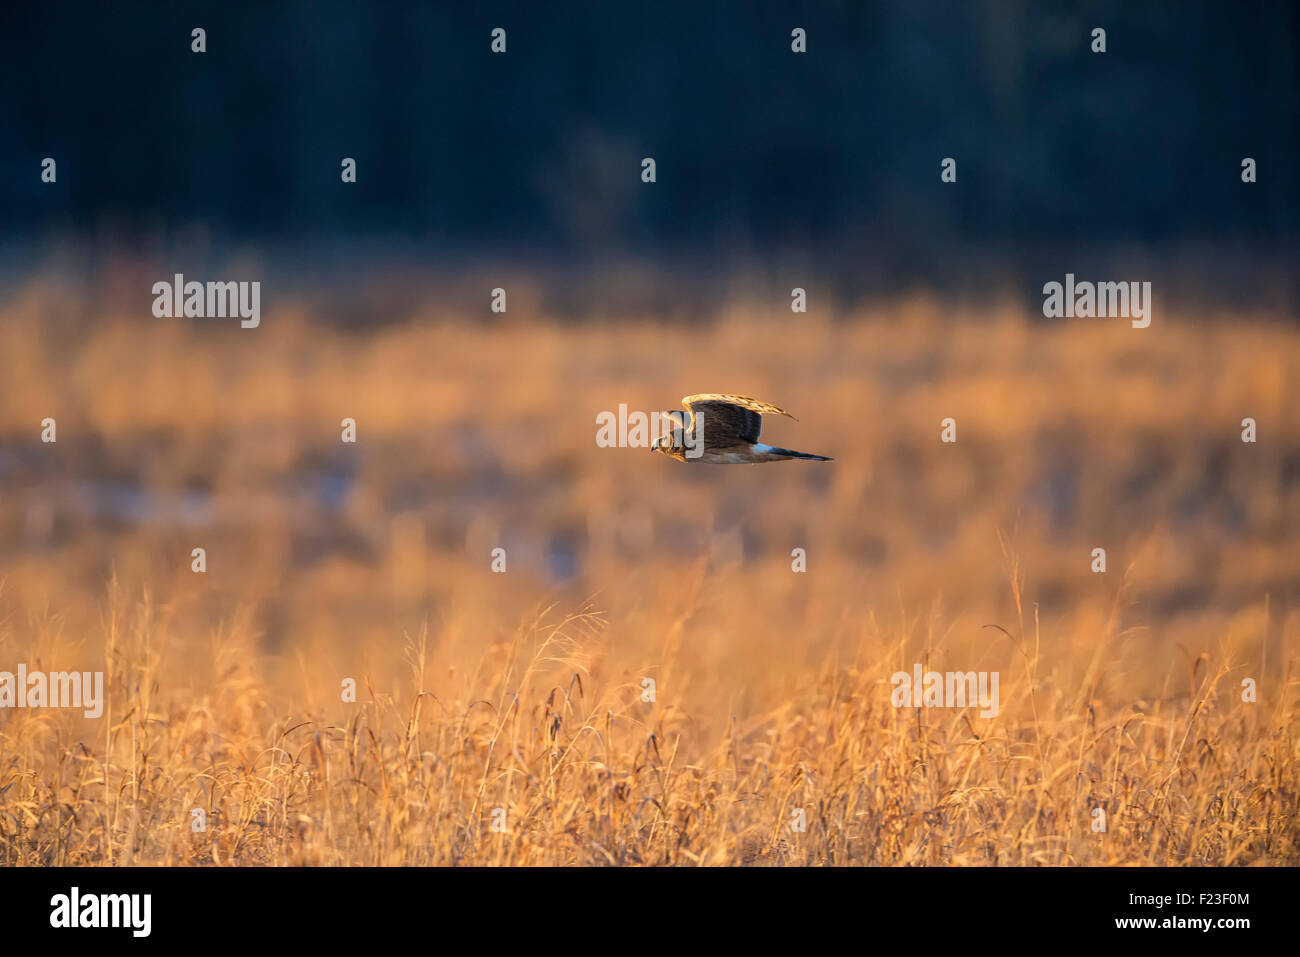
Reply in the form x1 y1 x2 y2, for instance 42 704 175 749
0 278 1297 865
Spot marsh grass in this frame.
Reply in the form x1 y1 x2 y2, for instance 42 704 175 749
0 283 1296 865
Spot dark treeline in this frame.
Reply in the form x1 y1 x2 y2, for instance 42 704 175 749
1 1 1296 302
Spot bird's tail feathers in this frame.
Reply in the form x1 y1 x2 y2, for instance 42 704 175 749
766 445 833 462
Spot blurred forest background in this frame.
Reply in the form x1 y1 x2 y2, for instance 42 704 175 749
0 0 1295 314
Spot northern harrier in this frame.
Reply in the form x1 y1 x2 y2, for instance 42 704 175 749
652 394 834 464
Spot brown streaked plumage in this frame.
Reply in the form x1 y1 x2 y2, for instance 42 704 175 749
652 393 834 464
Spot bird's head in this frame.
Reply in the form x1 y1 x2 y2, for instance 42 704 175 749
652 411 689 460
651 431 680 456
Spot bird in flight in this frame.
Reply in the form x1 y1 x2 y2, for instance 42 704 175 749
652 394 834 464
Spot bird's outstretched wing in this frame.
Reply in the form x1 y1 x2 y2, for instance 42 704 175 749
681 394 796 448
658 410 689 428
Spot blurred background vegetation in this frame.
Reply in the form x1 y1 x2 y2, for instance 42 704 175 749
0 1 1296 865
1 0 1295 314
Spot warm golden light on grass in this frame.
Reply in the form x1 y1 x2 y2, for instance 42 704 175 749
1 284 1296 864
